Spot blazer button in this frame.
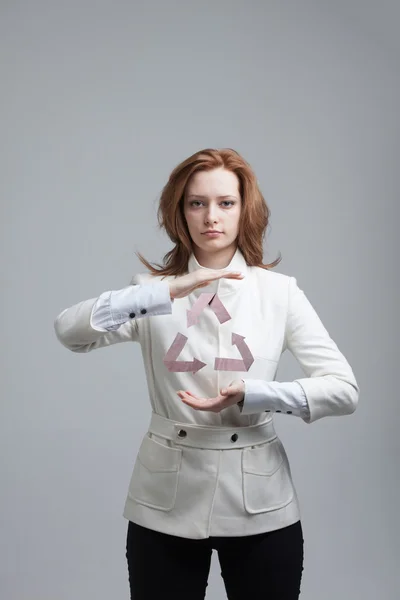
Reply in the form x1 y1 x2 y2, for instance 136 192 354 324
129 312 136 319
231 433 238 442
178 429 187 438
140 308 147 315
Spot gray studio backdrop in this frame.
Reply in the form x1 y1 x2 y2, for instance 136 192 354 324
1 1 399 599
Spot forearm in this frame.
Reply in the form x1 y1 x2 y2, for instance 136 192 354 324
54 280 172 352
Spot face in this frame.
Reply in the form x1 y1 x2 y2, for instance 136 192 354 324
183 168 242 260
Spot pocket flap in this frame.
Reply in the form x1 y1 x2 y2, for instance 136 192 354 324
242 438 283 476
138 434 181 473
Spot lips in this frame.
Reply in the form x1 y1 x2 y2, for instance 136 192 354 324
202 231 223 239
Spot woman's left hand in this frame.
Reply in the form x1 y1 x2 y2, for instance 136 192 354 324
177 380 245 413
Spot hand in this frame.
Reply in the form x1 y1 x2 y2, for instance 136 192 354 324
177 380 245 413
169 269 244 300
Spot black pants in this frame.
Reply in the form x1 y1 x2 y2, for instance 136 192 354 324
126 520 304 599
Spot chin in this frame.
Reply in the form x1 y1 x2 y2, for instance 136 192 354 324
197 238 234 252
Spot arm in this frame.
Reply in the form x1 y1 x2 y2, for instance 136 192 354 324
54 279 172 353
55 267 245 355
240 276 359 423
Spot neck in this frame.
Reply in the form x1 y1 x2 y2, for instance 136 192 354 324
192 243 238 270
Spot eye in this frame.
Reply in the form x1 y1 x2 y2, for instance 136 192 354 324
187 199 236 208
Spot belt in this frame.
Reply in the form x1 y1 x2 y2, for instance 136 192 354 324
147 412 277 450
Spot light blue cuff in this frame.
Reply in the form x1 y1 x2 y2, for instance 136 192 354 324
90 281 172 332
240 380 310 418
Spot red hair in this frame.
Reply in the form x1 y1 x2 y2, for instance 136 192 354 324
137 148 281 276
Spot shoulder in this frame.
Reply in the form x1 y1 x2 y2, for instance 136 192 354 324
249 267 306 309
250 265 293 293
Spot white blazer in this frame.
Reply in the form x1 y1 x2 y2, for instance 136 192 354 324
54 248 359 539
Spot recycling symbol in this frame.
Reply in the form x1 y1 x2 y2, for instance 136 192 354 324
163 293 254 374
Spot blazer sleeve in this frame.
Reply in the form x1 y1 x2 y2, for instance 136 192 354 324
54 298 138 353
54 276 172 353
285 276 359 424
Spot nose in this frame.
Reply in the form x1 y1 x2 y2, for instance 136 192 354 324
204 204 218 225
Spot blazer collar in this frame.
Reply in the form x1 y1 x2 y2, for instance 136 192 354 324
187 247 248 297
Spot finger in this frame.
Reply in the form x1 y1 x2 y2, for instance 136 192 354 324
176 390 196 398
180 393 229 413
199 270 244 284
185 389 228 403
181 396 214 410
177 390 194 399
222 271 245 279
178 391 219 410
177 390 203 402
220 385 239 396
183 400 223 413
216 270 244 280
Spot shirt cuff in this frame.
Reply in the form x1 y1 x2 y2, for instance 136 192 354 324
239 380 310 418
90 281 172 331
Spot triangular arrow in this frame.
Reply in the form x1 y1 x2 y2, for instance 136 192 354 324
187 293 231 327
214 332 254 371
163 333 206 374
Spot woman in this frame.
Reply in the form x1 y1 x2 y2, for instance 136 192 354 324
54 148 359 599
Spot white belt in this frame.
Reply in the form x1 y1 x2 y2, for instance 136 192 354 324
147 412 277 450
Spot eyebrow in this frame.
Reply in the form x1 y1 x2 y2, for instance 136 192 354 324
186 194 239 200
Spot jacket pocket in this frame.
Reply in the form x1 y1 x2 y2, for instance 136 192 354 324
128 434 182 512
242 438 294 514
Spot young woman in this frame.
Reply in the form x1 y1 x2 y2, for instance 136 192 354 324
54 148 359 599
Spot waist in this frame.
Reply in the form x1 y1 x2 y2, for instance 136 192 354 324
147 412 277 450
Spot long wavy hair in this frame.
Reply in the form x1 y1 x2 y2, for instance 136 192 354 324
137 148 281 277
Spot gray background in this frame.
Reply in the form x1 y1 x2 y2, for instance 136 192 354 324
1 1 399 598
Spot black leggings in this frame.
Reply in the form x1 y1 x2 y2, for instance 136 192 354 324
126 520 304 599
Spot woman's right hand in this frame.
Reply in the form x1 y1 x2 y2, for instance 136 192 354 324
169 269 244 299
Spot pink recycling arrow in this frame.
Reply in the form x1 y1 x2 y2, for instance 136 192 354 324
214 332 254 371
186 293 214 327
209 294 231 324
187 293 231 327
163 332 207 373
